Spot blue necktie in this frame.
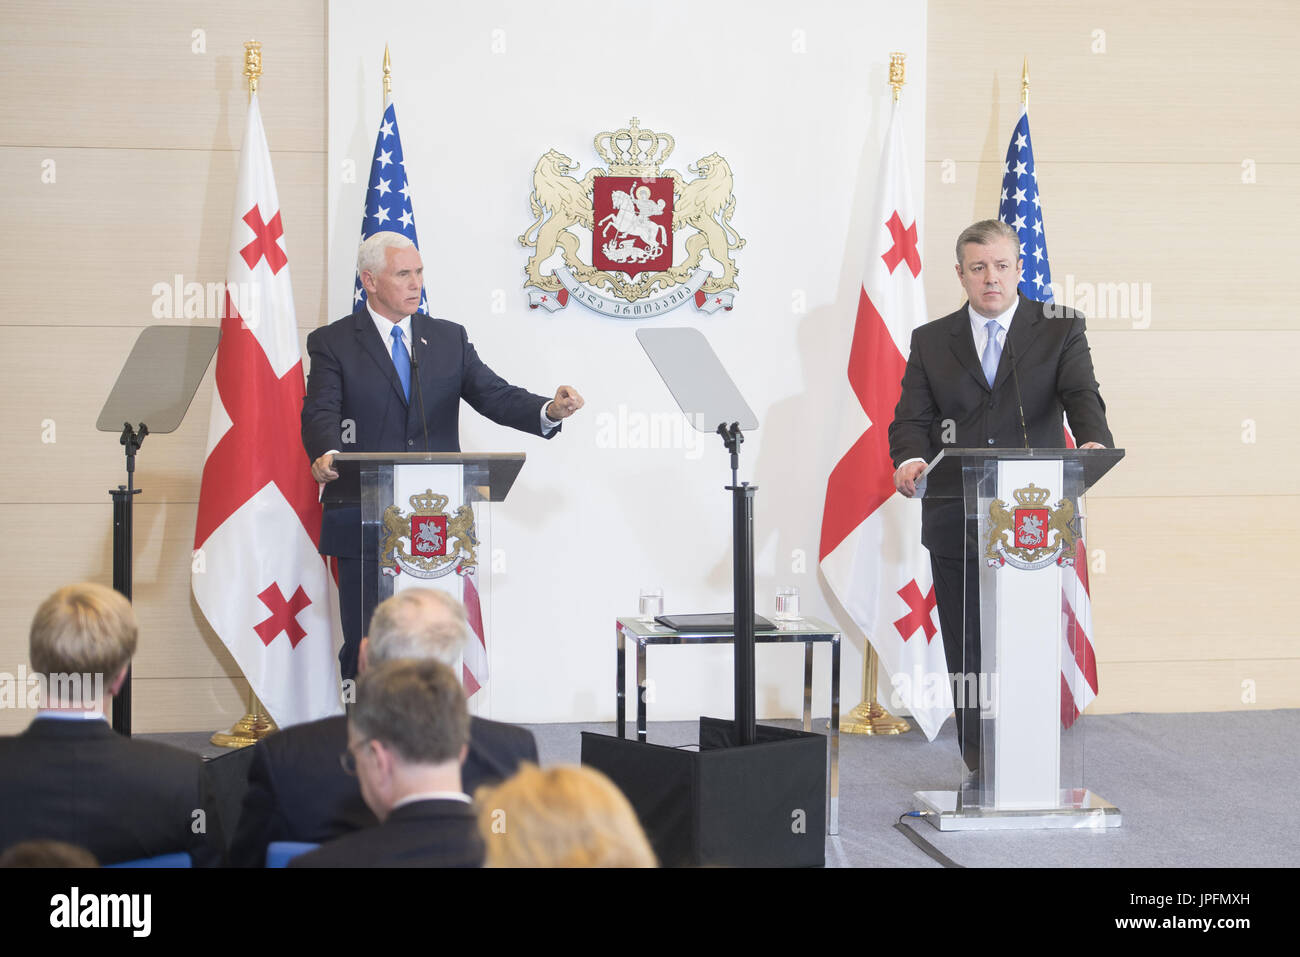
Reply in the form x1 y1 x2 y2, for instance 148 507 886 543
981 319 1002 388
390 326 411 401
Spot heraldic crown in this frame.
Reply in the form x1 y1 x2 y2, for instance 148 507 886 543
410 490 449 513
593 117 676 176
1013 484 1052 507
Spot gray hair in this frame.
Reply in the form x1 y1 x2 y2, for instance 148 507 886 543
367 588 470 668
357 231 415 278
352 659 469 765
955 219 1021 266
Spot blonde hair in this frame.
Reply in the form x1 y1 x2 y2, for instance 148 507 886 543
29 583 137 681
476 764 657 868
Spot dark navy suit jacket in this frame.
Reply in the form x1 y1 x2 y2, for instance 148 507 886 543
227 712 538 867
888 297 1113 559
301 309 557 557
289 798 483 868
0 718 224 867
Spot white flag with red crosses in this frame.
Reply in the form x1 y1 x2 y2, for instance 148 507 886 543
819 101 953 740
192 95 342 728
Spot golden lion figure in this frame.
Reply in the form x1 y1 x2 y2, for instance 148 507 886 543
666 153 746 294
519 149 596 293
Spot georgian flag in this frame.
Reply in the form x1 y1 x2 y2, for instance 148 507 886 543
192 95 342 728
819 101 953 740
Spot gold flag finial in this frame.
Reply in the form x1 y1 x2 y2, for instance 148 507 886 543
383 44 392 100
243 40 262 102
1021 56 1030 108
888 52 906 103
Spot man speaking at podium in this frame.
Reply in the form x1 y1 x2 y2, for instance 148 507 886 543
888 219 1112 770
302 231 583 680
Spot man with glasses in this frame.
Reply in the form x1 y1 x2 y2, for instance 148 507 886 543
292 659 482 868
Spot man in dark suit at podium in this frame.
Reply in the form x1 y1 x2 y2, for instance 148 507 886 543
888 220 1113 770
301 230 583 680
229 587 537 867
0 584 222 867
291 658 483 868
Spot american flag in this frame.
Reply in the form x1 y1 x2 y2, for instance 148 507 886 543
352 93 489 697
354 98 428 314
998 105 1052 302
998 104 1098 727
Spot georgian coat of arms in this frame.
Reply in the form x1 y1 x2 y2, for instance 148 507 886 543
379 491 478 580
519 118 745 318
985 484 1078 571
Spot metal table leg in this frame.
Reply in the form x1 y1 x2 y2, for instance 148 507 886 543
636 639 647 743
802 641 813 732
829 634 841 835
616 624 625 739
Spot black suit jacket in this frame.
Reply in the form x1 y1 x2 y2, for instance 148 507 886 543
0 718 223 867
288 798 483 868
888 297 1113 558
301 309 557 557
228 712 537 867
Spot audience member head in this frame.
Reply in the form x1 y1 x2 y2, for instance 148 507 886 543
476 764 657 868
30 583 137 706
346 659 470 821
361 587 470 674
0 840 99 868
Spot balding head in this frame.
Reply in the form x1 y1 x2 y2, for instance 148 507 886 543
364 588 470 671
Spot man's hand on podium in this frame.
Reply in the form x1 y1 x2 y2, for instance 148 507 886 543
1079 441 1106 449
312 452 339 484
546 385 585 422
894 460 927 498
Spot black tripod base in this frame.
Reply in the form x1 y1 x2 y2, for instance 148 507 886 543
582 717 826 867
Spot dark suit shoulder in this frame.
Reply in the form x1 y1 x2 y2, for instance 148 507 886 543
289 799 482 868
260 713 347 758
464 717 538 795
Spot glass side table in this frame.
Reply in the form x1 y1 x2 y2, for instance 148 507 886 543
615 615 841 835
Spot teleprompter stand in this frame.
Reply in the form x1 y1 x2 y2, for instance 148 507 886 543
97 326 220 735
581 328 826 866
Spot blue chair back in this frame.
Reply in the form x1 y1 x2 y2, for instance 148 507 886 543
106 852 192 868
266 841 319 868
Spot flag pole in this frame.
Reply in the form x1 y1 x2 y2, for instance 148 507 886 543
383 43 392 104
211 39 280 749
839 51 915 737
1022 56 1030 109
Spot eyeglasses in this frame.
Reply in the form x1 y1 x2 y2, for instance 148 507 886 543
339 738 374 776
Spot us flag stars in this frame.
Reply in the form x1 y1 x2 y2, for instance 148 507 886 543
354 100 427 312
998 105 1053 301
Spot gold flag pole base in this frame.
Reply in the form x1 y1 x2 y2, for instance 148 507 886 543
837 643 912 735
210 690 278 749
839 699 911 735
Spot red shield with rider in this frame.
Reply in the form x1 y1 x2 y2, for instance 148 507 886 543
592 176 673 276
410 515 448 557
1013 508 1049 551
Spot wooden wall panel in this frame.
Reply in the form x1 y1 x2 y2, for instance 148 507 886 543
0 0 326 152
922 162 1299 330
926 0 1300 164
0 325 319 505
1094 661 1298 714
0 147 327 329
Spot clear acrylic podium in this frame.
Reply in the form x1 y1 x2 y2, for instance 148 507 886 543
333 451 525 685
913 448 1125 830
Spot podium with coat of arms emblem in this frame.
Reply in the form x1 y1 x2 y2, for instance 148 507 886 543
912 447 1125 830
333 451 525 697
